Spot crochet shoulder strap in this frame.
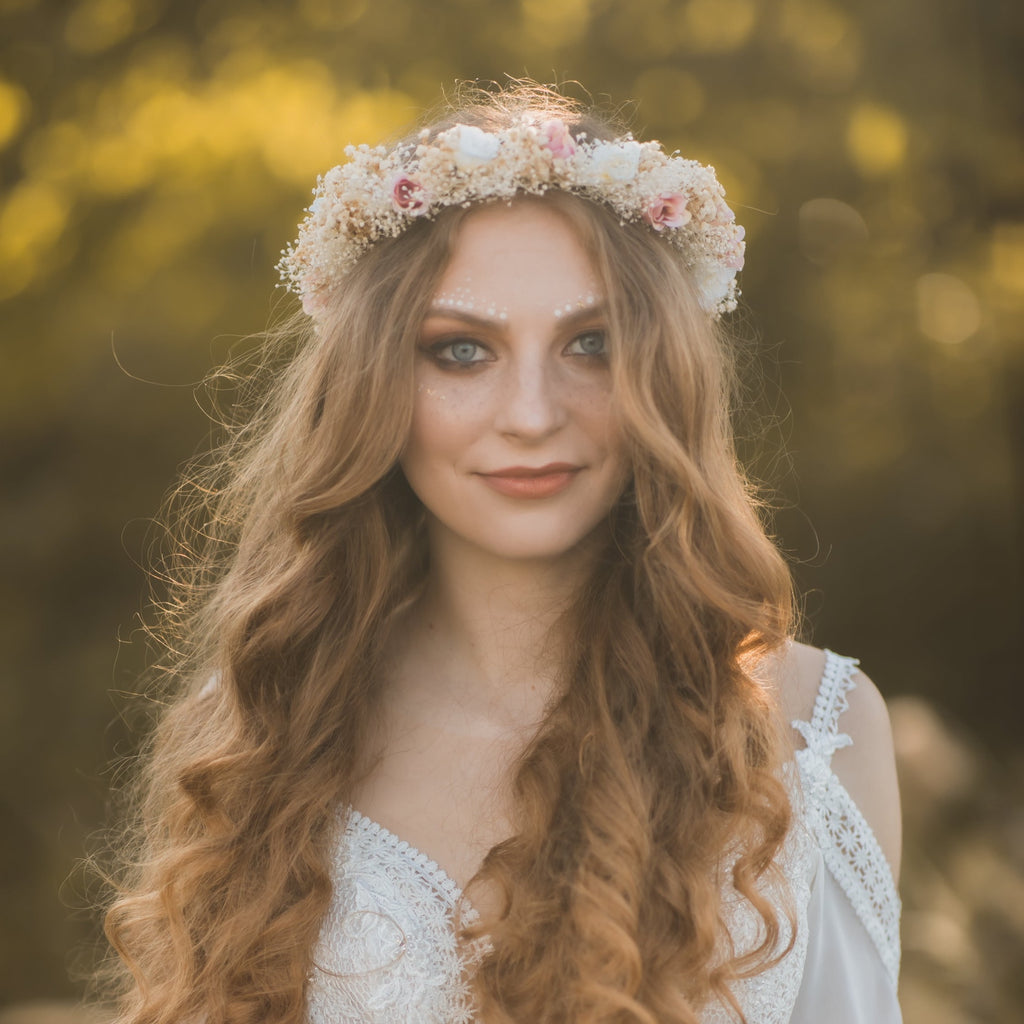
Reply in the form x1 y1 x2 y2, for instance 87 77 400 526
791 649 902 988
791 649 858 766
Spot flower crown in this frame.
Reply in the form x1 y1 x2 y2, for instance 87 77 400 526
278 119 745 319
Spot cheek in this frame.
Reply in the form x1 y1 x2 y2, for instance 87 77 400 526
571 379 621 447
581 391 629 486
404 382 484 470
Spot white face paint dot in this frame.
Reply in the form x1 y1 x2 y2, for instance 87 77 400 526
431 282 509 322
432 282 484 314
551 289 603 320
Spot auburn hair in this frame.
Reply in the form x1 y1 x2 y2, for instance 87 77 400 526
97 84 796 1024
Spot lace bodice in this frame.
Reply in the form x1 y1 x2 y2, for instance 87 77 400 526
307 812 483 1024
307 651 901 1023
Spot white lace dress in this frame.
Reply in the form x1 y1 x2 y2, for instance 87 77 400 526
307 651 902 1023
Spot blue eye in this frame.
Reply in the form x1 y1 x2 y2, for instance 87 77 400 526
449 340 481 362
567 330 607 357
428 338 488 365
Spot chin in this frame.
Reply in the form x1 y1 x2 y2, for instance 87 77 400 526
485 538 591 563
453 516 613 564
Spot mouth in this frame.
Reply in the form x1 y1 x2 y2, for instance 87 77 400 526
477 463 582 499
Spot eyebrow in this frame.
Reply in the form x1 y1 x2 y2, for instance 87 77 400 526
424 302 608 331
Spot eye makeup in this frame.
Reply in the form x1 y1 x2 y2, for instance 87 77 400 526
553 291 600 319
431 283 509 322
429 277 606 331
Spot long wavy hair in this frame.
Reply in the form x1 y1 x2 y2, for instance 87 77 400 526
97 83 796 1024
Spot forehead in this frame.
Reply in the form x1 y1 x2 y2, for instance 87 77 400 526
435 200 601 304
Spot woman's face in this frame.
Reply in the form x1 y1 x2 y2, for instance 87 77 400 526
400 200 629 564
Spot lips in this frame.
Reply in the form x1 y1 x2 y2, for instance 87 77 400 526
478 463 581 499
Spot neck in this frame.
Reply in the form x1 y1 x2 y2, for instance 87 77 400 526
388 523 601 736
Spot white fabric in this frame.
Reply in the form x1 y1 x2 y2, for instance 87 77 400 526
792 653 901 991
789 850 902 1024
307 650 902 1022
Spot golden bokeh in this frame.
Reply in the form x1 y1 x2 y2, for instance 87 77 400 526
847 102 908 177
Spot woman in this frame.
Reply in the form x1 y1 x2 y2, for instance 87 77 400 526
100 83 902 1023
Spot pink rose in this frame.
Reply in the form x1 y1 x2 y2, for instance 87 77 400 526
391 175 429 216
643 192 691 232
540 119 576 159
301 284 330 318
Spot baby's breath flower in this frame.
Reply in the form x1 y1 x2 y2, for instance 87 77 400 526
278 119 745 318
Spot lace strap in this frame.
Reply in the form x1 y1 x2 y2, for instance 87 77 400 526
791 649 858 766
792 650 902 988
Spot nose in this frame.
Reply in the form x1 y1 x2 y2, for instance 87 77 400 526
492 355 568 441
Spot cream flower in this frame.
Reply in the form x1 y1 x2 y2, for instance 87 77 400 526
449 125 501 169
724 225 746 270
587 140 642 182
279 122 746 319
693 263 739 313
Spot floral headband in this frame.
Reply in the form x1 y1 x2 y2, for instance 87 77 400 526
277 119 746 319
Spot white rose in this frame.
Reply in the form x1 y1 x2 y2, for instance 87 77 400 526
692 262 737 313
589 141 642 182
450 125 500 170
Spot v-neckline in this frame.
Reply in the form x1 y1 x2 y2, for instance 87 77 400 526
341 652 846 922
346 808 481 921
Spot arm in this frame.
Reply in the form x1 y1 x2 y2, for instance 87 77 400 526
829 669 902 884
784 645 904 1020
779 642 902 884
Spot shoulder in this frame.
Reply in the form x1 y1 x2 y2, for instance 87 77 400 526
829 661 902 882
772 641 903 882
771 640 827 726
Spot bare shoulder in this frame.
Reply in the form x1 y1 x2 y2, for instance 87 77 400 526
771 640 828 725
772 641 903 881
830 662 903 881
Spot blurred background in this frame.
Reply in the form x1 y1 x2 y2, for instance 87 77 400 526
1 0 1021 1021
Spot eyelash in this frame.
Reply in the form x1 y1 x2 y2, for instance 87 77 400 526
425 330 608 368
564 330 607 358
427 338 490 367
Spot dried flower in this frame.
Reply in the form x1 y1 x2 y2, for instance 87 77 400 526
643 192 692 231
278 119 745 318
